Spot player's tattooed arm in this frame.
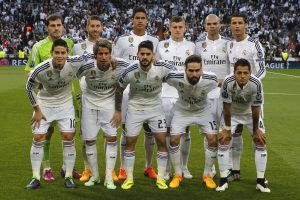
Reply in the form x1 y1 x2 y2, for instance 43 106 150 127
115 84 125 112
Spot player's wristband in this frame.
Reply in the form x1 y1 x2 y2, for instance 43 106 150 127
223 125 231 131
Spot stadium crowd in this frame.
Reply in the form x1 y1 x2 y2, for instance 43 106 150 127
0 0 299 60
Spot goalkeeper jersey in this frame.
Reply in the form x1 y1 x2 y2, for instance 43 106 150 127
25 37 74 72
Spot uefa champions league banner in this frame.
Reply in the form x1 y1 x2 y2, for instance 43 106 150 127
1 58 300 69
0 58 27 66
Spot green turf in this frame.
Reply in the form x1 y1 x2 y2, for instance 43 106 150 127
0 67 299 199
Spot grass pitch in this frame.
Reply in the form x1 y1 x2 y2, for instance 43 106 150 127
0 67 299 200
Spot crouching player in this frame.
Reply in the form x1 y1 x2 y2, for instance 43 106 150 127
77 39 129 189
216 58 270 193
165 55 219 189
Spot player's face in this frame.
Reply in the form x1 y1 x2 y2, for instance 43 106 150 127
185 62 202 85
46 19 64 40
95 47 111 69
230 17 246 37
132 12 147 31
51 46 68 69
138 47 153 71
170 21 185 41
234 65 251 86
86 20 102 40
205 17 221 36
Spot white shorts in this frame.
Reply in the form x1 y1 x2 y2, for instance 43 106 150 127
121 86 130 123
170 107 218 135
231 113 265 134
162 97 177 127
32 104 75 134
125 107 167 136
80 107 117 140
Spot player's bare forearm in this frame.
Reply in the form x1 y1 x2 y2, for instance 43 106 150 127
252 105 261 132
115 84 124 112
223 102 231 127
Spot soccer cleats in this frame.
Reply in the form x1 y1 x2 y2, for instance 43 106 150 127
169 174 183 188
43 169 55 182
182 168 193 179
80 169 92 182
156 178 168 189
216 178 228 192
256 178 271 193
202 175 217 189
104 179 117 190
26 178 40 189
64 177 76 189
84 176 100 186
121 179 134 190
60 168 82 179
144 166 157 179
118 168 127 181
112 170 119 181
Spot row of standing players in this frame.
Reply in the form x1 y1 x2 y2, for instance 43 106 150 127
25 7 270 192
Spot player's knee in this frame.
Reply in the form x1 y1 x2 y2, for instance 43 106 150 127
218 135 231 146
106 136 117 143
207 136 218 148
33 134 46 142
170 135 180 147
85 140 96 146
61 133 74 141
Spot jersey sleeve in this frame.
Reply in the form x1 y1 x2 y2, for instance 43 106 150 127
164 72 179 87
118 69 129 88
69 53 94 72
112 37 123 57
25 43 41 72
252 40 266 80
220 77 232 103
194 42 201 56
25 70 40 107
251 79 264 107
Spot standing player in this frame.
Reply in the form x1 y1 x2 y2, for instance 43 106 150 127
216 58 270 193
227 13 266 180
156 16 195 180
112 7 159 180
25 39 91 189
72 15 118 182
165 55 219 189
195 14 230 188
77 39 129 189
24 14 80 182
115 40 174 190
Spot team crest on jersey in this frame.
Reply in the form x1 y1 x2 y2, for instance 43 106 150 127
154 75 159 81
242 50 247 56
230 42 234 49
202 42 207 48
68 72 73 77
185 50 191 56
90 70 96 79
46 70 53 77
222 47 226 53
128 37 134 47
134 72 140 83
81 43 87 50
179 82 184 88
201 90 206 96
111 74 116 80
164 42 169 48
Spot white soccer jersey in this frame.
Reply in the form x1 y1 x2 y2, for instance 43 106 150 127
77 58 129 110
156 38 195 98
72 39 94 55
165 71 218 114
195 35 230 80
227 35 266 80
26 54 93 107
112 31 159 63
220 74 264 115
118 61 175 110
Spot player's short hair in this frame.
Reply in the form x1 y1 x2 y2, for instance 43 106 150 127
234 58 251 71
132 7 147 18
184 55 202 69
170 16 185 24
138 40 153 52
87 15 102 26
93 38 112 55
230 12 248 24
46 14 64 26
51 39 68 52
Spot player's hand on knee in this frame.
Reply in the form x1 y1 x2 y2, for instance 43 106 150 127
218 129 231 145
32 111 46 129
110 111 121 128
252 129 266 145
